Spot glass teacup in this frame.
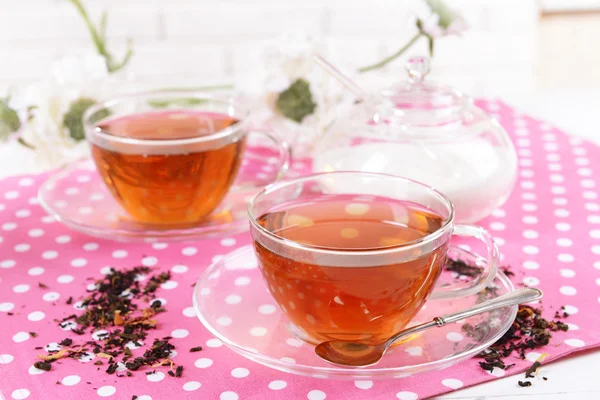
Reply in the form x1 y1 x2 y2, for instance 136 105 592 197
84 90 289 225
248 171 499 344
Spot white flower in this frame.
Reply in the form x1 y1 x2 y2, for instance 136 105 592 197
14 52 126 168
238 33 355 154
421 0 468 38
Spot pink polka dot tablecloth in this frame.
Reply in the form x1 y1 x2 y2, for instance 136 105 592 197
1 99 600 400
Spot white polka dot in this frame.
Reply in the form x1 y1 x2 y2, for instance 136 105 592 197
522 230 538 239
182 247 198 256
13 284 30 293
171 264 188 274
355 380 373 389
280 357 296 364
83 242 99 251
441 379 463 389
559 286 577 296
567 323 579 331
42 250 58 259
560 269 576 278
345 203 370 216
522 203 537 212
564 338 585 348
487 367 506 377
551 186 566 194
520 169 534 178
523 245 539 255
15 209 30 218
161 280 178 290
89 193 104 201
65 187 79 196
55 235 71 244
0 301 15 312
62 375 81 386
1 259 16 268
0 354 14 364
581 179 596 188
556 222 571 231
152 242 168 250
29 364 46 375
250 327 268 337
28 229 45 238
14 243 30 252
286 338 303 348
558 254 574 263
520 181 535 189
584 191 598 199
231 367 249 378
141 256 158 266
523 277 540 286
200 288 210 296
557 238 573 247
235 276 251 286
592 245 600 255
491 209 505 218
4 190 19 199
396 392 418 400
171 329 189 338
41 216 55 224
446 332 463 342
146 371 165 382
206 338 223 348
27 311 45 321
194 357 213 368
19 177 34 186
522 216 538 224
182 307 196 318
57 275 74 284
259 304 276 315
269 380 287 390
225 294 242 304
306 314 316 324
71 258 87 267
489 222 505 231
563 305 578 315
553 197 568 206
221 238 236 247
220 391 239 400
136 396 152 400
11 389 30 399
13 331 30 343
97 386 116 397
183 381 202 391
525 352 542 362
217 316 232 326
112 250 127 258
2 222 17 231
522 192 535 200
78 206 93 215
554 209 570 218
42 292 60 301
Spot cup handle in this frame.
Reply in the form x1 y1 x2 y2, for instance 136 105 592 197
247 130 291 182
429 224 500 300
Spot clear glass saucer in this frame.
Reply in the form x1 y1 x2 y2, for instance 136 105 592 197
193 245 517 380
38 147 282 242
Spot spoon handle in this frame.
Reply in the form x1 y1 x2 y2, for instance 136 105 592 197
434 287 543 326
384 288 542 348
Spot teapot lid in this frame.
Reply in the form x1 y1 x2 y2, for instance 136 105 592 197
379 56 471 125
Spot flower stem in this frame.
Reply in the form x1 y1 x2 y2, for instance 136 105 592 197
358 32 423 73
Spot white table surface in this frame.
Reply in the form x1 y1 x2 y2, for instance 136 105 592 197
1 88 599 399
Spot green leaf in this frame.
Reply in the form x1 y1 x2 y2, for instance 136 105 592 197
0 97 21 140
275 78 317 123
425 0 455 29
63 97 110 142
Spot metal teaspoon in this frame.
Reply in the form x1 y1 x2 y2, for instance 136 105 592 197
315 287 543 367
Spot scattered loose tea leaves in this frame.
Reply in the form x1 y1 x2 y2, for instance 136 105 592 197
33 361 52 371
29 331 38 338
445 258 482 277
31 266 182 378
38 282 48 289
518 381 532 387
189 346 203 353
525 353 548 378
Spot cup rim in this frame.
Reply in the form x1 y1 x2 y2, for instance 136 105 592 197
248 171 455 256
83 90 249 148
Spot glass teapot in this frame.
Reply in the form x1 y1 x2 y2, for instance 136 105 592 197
312 57 518 223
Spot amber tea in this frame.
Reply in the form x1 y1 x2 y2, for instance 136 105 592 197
253 195 449 344
91 110 245 224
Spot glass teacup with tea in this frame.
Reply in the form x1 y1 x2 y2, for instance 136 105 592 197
83 90 289 227
249 171 500 345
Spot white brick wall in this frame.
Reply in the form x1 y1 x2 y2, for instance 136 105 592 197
0 0 540 97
